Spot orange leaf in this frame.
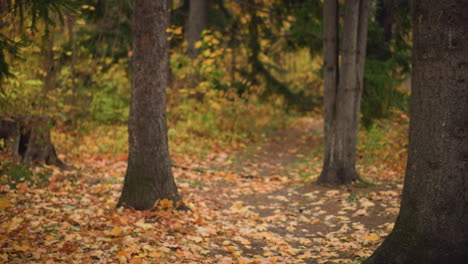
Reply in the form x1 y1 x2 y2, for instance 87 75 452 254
117 249 128 258
159 199 173 209
16 182 28 193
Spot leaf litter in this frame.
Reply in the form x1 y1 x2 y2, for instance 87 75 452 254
0 118 404 263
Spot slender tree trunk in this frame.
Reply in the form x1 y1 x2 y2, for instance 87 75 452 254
118 0 181 211
41 29 57 113
376 0 395 43
186 0 209 59
318 0 369 185
320 0 339 183
364 1 468 263
66 16 77 95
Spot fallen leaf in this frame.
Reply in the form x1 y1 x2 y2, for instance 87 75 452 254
159 198 173 209
0 197 10 210
353 208 368 216
362 233 380 242
109 226 124 236
299 238 312 246
237 256 252 264
117 249 128 258
0 185 10 193
16 182 28 193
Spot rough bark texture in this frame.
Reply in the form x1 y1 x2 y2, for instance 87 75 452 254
0 116 65 168
186 0 209 59
364 1 468 263
118 0 180 211
318 0 369 185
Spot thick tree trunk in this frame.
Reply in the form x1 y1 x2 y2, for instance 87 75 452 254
0 116 65 168
318 0 369 185
186 0 209 59
118 0 181 211
364 1 468 263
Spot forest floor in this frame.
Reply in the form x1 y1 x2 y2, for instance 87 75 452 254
0 118 403 264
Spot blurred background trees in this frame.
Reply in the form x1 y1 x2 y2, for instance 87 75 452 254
0 0 412 162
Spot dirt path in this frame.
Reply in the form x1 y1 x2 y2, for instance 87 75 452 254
0 118 403 264
201 118 403 263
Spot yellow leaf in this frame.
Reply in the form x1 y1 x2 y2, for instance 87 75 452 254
202 49 211 57
299 238 312 246
210 101 221 110
148 251 163 258
134 219 153 230
14 242 31 252
362 233 380 242
194 41 203 49
203 35 213 42
109 226 123 236
173 27 182 35
32 252 41 260
0 197 10 210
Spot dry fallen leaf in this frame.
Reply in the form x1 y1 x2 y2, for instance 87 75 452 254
159 198 173 209
16 182 28 193
109 226 124 236
0 197 10 210
237 256 252 264
362 233 381 242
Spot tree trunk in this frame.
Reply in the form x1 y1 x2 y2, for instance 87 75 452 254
186 0 209 59
0 116 66 168
118 0 181 211
318 0 369 185
319 0 340 183
376 0 394 43
364 1 468 263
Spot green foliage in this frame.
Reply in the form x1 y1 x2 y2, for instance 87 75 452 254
0 161 50 188
361 5 412 127
358 114 409 171
165 28 293 156
88 59 130 124
0 0 79 81
361 58 409 128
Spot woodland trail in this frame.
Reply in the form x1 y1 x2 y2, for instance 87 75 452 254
193 118 403 263
0 118 403 264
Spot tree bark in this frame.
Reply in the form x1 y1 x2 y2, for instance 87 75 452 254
0 116 65 168
364 0 468 263
319 0 340 183
318 0 369 185
118 0 181 211
186 0 209 59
